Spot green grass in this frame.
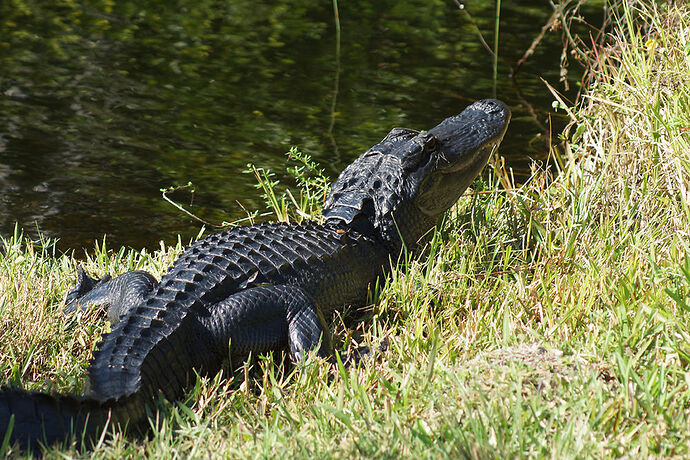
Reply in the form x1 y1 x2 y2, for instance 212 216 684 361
2 0 690 457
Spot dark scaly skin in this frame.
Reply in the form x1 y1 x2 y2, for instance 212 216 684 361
0 99 510 450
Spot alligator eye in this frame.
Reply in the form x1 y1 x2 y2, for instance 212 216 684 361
423 134 438 151
402 133 437 172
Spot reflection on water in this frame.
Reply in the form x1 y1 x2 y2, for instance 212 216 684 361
0 1 600 252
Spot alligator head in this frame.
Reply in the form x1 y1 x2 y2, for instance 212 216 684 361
323 99 511 252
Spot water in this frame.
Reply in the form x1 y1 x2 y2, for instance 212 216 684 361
0 1 600 252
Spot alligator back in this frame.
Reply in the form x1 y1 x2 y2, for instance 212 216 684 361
87 220 386 405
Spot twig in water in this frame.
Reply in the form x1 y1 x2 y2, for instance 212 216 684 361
451 1 494 57
327 0 341 160
493 0 501 98
161 183 224 228
511 3 564 78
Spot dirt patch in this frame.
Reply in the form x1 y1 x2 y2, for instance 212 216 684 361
459 343 604 397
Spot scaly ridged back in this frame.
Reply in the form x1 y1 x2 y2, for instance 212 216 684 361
87 220 388 403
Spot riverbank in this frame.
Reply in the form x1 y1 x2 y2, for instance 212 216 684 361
2 0 689 457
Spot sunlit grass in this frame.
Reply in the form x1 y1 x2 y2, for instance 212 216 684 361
1 0 690 457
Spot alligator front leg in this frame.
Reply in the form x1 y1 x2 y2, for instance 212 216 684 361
202 285 331 363
64 266 158 324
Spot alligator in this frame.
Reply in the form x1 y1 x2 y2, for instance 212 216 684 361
0 99 510 451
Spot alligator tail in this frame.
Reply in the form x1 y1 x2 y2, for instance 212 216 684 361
0 388 139 452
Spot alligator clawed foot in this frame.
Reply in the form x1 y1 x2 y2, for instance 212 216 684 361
338 338 389 369
63 266 111 314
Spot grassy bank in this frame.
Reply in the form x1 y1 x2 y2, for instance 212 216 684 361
2 0 690 457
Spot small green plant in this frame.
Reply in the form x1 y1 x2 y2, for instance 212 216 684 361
285 147 331 218
244 147 330 223
160 148 330 228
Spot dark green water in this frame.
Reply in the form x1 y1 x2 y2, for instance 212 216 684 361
0 1 600 252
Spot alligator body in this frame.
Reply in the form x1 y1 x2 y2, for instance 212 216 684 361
0 99 510 450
